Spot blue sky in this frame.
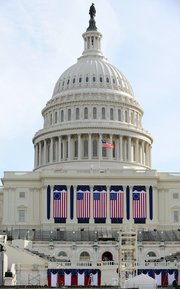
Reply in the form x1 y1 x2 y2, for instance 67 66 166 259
0 0 180 182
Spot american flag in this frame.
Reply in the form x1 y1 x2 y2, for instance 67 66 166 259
101 139 114 149
110 189 124 218
93 189 107 218
132 188 147 218
53 188 67 218
76 189 90 218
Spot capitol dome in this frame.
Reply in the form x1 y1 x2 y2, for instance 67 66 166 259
52 52 134 98
33 8 153 172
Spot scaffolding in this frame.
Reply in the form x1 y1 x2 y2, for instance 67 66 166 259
118 227 137 288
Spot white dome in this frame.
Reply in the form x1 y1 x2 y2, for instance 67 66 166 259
52 55 134 98
33 15 153 172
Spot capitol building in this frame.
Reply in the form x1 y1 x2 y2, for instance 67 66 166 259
0 4 180 288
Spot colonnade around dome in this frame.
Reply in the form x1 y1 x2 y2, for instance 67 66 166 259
34 134 151 170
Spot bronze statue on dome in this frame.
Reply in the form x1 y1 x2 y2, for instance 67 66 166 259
87 3 97 31
89 3 96 19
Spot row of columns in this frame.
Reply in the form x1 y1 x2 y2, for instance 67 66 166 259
44 185 155 224
34 134 151 169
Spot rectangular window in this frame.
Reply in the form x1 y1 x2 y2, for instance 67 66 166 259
173 211 179 223
19 192 25 198
19 209 25 222
173 193 179 199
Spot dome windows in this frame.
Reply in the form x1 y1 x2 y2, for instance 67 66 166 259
84 107 88 119
67 79 70 85
79 77 82 83
93 76 96 82
93 107 97 119
86 76 89 82
106 77 109 83
110 108 114 120
76 108 80 120
68 109 71 121
73 78 76 84
100 77 103 82
102 107 105 119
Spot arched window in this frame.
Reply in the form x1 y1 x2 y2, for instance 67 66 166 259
54 111 58 123
68 108 71 121
50 113 53 125
118 109 121 121
147 251 157 258
83 139 88 157
76 108 80 120
61 110 64 122
80 251 90 261
131 111 134 124
125 111 128 122
102 107 105 119
74 140 78 158
57 251 68 260
84 107 88 119
110 108 114 120
93 139 98 157
93 107 97 119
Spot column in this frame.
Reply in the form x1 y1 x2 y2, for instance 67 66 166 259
67 185 71 222
50 138 53 163
68 135 71 161
89 185 94 223
128 137 131 162
34 144 37 168
88 134 92 160
50 185 54 222
120 136 123 161
129 186 133 221
58 136 61 162
39 142 42 166
145 142 149 166
142 141 145 165
146 186 150 223
124 139 127 161
73 185 77 222
135 138 139 163
149 143 151 167
99 134 102 160
106 185 110 224
109 135 113 160
62 139 65 161
44 139 47 165
78 134 81 160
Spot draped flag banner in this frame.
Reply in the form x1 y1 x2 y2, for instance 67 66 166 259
53 185 67 219
132 186 147 219
47 269 101 287
93 186 107 219
76 185 90 219
138 269 178 286
110 185 124 219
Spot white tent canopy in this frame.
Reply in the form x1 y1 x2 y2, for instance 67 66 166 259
125 274 157 289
